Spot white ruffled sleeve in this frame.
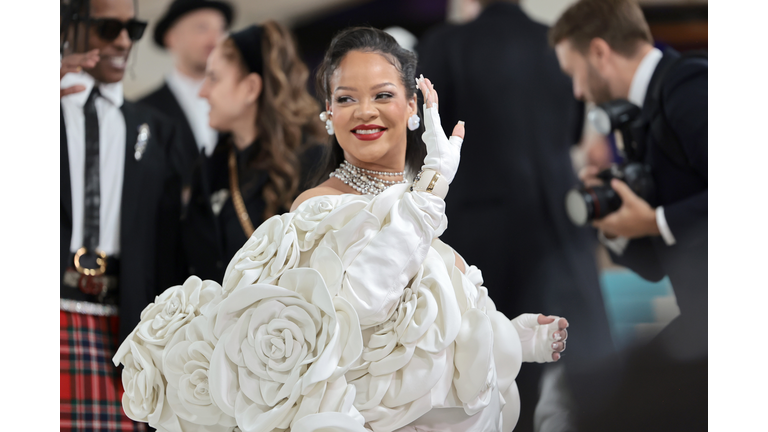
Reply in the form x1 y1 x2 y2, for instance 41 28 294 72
298 184 449 328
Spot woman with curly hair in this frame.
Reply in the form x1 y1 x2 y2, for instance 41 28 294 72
178 21 326 283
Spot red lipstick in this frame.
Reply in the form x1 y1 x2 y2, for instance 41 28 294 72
351 124 387 141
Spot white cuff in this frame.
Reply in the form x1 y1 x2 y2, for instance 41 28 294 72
656 206 677 246
598 231 629 256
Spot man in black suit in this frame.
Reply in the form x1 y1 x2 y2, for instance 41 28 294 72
139 0 233 161
60 0 192 429
551 0 707 430
416 1 615 430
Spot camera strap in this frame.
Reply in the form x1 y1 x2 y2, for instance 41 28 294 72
643 50 707 172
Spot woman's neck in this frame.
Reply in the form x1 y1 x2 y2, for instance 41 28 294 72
231 117 258 151
344 153 406 180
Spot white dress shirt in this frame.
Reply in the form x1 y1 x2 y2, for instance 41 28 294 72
166 68 218 156
600 47 677 255
61 71 126 257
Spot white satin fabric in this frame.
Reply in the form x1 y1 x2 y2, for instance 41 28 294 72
115 182 560 432
223 184 524 432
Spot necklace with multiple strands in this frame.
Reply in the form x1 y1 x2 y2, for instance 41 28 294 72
330 160 407 195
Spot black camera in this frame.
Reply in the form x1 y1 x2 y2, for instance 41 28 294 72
565 100 656 226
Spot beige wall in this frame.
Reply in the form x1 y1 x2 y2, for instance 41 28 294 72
123 0 358 100
123 0 706 100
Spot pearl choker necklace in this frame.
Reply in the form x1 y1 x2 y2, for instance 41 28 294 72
330 161 407 195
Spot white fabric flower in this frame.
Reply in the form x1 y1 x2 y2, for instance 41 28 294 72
162 315 236 430
293 195 369 253
116 340 167 424
348 248 462 431
134 277 222 352
208 268 364 432
222 213 300 294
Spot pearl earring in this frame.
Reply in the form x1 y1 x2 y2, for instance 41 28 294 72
320 111 334 135
407 114 421 131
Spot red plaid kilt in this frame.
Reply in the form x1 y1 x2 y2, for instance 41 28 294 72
60 310 148 432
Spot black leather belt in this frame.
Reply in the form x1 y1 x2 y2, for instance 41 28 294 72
61 251 120 305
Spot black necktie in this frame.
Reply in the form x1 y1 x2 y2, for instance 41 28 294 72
83 87 101 256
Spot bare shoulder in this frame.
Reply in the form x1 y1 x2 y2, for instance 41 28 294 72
291 183 346 212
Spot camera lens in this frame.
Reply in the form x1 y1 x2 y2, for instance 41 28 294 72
588 106 612 135
565 185 622 226
566 189 589 226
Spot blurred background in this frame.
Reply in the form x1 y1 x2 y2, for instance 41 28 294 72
124 0 707 349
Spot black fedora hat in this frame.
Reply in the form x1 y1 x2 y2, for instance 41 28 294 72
153 0 234 48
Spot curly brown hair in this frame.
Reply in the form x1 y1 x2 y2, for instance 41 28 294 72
221 21 324 219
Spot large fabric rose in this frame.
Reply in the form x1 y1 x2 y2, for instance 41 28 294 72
161 315 236 431
348 248 462 432
134 276 223 352
208 268 364 432
222 213 300 294
115 340 167 425
114 277 224 429
293 195 369 253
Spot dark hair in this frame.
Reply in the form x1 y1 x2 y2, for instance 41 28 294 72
313 26 426 186
60 0 139 54
549 0 653 57
220 21 325 220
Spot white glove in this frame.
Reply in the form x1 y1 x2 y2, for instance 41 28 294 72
417 76 464 184
510 313 568 363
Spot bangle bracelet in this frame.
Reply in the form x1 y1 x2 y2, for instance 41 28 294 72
411 168 449 199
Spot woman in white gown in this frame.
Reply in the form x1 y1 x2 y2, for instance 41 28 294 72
113 27 569 432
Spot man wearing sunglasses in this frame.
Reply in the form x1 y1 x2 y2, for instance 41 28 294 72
139 0 233 159
60 0 191 430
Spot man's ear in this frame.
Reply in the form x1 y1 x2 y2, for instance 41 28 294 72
589 38 612 72
244 73 263 104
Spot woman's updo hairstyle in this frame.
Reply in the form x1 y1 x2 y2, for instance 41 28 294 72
313 26 426 184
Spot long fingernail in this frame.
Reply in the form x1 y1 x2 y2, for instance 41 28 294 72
458 120 465 125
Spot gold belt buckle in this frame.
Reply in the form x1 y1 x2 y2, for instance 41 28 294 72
74 247 107 277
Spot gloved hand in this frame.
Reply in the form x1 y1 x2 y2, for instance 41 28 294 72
417 75 464 184
510 313 569 363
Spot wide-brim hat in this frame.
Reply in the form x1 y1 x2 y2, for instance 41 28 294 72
153 0 234 48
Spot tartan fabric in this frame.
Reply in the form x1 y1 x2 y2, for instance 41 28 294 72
61 310 148 432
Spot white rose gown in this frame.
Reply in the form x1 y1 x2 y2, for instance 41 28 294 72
114 162 562 432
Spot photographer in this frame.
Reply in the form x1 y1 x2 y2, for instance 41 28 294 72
550 0 707 430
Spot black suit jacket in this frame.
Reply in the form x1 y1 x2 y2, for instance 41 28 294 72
610 48 708 357
417 3 613 360
61 101 186 342
138 83 201 185
577 49 708 432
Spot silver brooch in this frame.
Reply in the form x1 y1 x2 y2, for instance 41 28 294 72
135 123 150 160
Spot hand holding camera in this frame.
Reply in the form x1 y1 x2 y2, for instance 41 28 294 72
565 100 662 240
592 178 659 239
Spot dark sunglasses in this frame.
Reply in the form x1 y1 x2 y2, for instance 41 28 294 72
88 18 147 42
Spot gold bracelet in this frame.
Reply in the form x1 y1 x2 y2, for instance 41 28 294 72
411 169 449 199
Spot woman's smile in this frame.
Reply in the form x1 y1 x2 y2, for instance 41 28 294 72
351 124 388 141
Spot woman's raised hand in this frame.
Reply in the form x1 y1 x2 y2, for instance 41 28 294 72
417 75 464 184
